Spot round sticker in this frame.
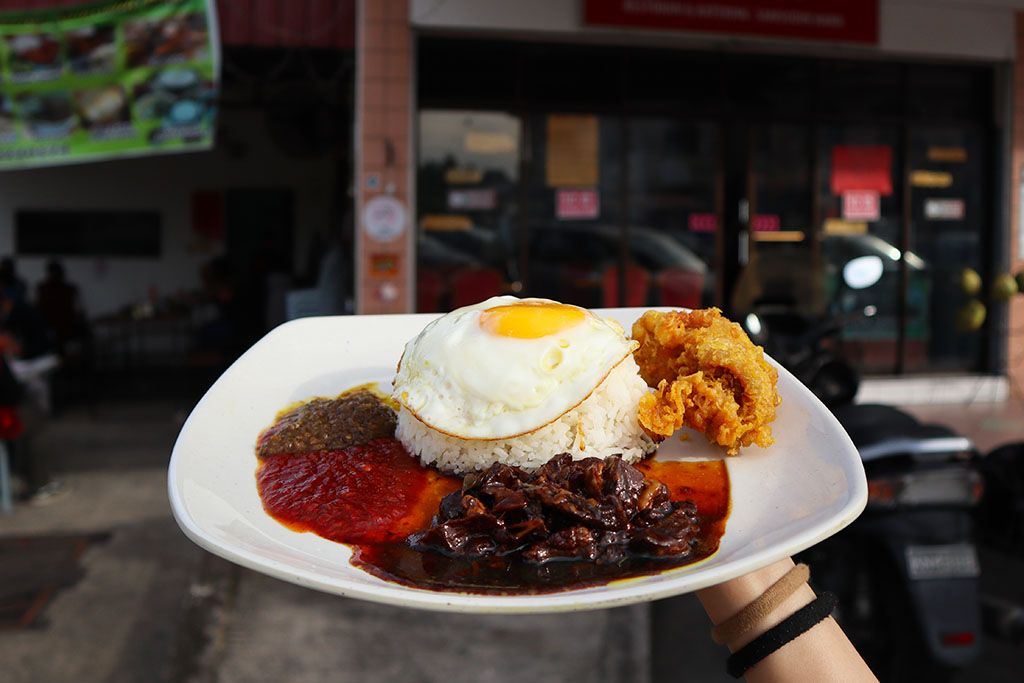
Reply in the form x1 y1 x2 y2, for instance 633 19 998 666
363 196 406 243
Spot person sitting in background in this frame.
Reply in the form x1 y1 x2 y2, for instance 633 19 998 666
36 259 86 357
0 256 28 304
0 276 59 502
0 271 52 360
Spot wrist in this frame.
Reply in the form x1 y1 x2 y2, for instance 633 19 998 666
697 558 816 651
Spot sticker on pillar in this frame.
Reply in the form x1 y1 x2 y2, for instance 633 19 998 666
688 213 717 233
370 253 400 275
841 190 880 221
363 195 406 242
364 172 380 190
377 282 399 303
556 189 599 220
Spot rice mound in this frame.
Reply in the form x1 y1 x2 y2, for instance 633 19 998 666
396 355 657 474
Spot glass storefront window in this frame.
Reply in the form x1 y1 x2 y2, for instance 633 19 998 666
817 125 903 374
418 38 1001 378
416 111 520 312
525 114 624 308
733 125 816 316
627 118 718 308
906 127 985 372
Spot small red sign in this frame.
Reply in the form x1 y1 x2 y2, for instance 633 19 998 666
556 189 600 220
688 213 718 233
584 0 878 45
842 190 880 221
831 145 892 195
751 214 780 232
191 191 224 242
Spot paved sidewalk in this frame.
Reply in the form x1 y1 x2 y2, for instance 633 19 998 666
2 396 1021 683
0 467 201 683
0 400 674 683
900 396 1024 453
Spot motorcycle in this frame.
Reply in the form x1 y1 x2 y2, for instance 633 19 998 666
743 303 985 679
741 299 861 408
974 441 1024 647
802 404 984 681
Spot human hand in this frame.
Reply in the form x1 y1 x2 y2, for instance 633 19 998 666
696 557 877 681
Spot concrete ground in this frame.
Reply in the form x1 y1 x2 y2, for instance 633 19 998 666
0 398 722 683
0 395 1021 682
902 396 1024 453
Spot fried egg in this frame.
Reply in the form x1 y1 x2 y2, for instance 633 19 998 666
393 296 636 440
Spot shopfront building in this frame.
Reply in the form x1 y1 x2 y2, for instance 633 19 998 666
415 38 997 378
353 0 1024 391
355 0 1023 393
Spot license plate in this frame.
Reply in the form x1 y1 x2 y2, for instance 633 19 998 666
905 544 980 580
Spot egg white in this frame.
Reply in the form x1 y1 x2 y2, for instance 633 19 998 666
393 296 637 440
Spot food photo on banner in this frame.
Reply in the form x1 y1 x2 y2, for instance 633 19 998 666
0 0 219 169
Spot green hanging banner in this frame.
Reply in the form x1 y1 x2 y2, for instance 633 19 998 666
0 0 219 170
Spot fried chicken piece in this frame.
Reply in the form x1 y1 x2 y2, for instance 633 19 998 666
632 308 780 454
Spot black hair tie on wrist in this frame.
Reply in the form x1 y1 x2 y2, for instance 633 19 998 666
726 591 838 679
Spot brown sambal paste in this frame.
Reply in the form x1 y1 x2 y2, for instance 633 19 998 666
255 394 730 595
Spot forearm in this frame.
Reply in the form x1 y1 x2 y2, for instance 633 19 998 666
697 558 877 682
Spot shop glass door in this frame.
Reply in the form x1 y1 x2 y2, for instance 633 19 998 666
524 113 720 309
415 110 521 312
524 113 624 308
626 117 719 308
905 126 986 372
733 124 815 314
817 125 904 375
732 123 904 375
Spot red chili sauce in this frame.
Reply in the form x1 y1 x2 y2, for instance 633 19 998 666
256 400 730 595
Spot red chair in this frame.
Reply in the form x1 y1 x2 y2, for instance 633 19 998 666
417 268 445 313
555 265 603 309
656 268 704 308
449 267 504 309
602 264 650 307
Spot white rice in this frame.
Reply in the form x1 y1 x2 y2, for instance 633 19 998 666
396 355 657 473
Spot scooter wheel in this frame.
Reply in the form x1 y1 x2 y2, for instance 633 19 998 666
810 360 859 407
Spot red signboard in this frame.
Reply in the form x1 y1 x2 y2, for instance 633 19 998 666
191 191 224 243
841 190 880 221
584 0 877 45
831 145 892 196
556 189 600 220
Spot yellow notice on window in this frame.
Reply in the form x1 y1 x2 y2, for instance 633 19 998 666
927 147 967 163
546 115 599 187
910 170 953 188
823 219 868 235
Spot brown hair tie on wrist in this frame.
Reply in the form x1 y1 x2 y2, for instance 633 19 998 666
711 563 811 646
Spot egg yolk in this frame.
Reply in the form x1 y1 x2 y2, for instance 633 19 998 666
479 302 586 339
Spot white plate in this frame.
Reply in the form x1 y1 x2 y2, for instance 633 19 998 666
169 308 867 614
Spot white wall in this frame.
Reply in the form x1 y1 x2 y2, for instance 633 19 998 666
410 0 1018 62
0 108 337 318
